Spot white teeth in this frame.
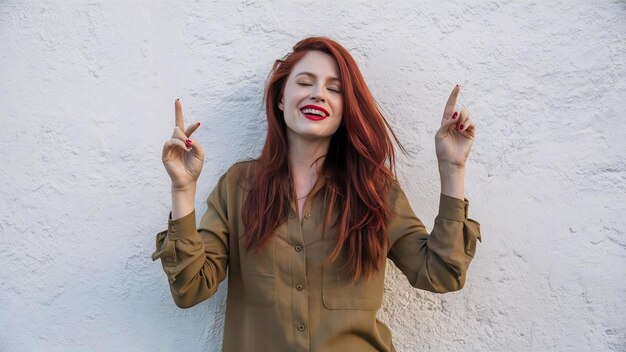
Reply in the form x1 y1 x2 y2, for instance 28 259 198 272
301 108 325 116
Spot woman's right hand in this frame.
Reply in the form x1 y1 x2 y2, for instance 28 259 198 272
162 99 205 190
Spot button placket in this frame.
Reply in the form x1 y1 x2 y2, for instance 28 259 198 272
287 203 310 350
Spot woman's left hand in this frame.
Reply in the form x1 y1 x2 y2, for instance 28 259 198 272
435 85 476 168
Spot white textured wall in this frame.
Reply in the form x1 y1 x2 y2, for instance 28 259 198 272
1 1 624 351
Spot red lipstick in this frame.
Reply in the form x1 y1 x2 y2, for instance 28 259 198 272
300 105 329 121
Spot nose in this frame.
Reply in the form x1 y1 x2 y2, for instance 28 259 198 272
310 86 326 102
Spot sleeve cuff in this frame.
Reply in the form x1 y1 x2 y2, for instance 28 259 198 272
438 193 469 221
167 209 197 240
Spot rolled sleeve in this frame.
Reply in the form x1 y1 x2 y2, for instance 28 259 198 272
167 210 200 240
151 210 200 269
438 194 467 221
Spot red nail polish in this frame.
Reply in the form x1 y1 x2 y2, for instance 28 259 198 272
459 124 464 130
185 139 192 145
452 112 458 119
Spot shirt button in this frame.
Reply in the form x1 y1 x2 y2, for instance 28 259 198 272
288 212 295 219
295 245 303 252
304 212 312 219
296 284 304 291
297 323 305 331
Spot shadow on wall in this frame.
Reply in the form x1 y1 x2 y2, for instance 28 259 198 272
191 73 269 170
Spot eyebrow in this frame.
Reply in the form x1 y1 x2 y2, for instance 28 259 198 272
295 72 341 83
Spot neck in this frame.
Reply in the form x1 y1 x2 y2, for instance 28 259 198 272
287 133 331 193
288 136 330 172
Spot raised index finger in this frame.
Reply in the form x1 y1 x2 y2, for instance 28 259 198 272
443 85 460 120
175 99 184 130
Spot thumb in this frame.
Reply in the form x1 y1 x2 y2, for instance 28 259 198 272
437 111 459 138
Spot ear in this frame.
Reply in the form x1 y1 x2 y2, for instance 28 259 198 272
278 96 284 111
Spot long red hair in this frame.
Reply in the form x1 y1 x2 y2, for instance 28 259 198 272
242 36 404 281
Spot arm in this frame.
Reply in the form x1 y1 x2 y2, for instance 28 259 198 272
387 183 481 293
151 173 230 308
154 98 228 308
387 84 480 292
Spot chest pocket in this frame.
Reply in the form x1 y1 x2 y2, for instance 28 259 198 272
321 241 385 310
238 235 276 307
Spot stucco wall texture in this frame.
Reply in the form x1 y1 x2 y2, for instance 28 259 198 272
1 1 624 351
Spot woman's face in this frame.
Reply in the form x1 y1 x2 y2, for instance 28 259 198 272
279 51 344 143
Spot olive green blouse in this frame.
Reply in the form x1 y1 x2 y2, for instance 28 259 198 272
152 160 481 352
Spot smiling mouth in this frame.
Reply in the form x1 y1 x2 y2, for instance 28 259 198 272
300 105 328 121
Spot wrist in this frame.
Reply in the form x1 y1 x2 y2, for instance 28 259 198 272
171 183 196 220
438 162 465 200
438 160 465 174
172 182 196 195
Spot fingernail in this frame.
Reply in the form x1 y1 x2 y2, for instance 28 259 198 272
197 122 201 126
452 112 458 119
185 139 192 145
459 124 464 130
176 98 179 102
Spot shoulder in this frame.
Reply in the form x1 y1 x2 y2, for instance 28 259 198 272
225 159 257 175
384 178 415 216
220 159 258 190
385 178 403 201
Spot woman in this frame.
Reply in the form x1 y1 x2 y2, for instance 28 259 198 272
152 37 481 352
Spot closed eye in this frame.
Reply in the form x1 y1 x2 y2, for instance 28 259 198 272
298 83 342 93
